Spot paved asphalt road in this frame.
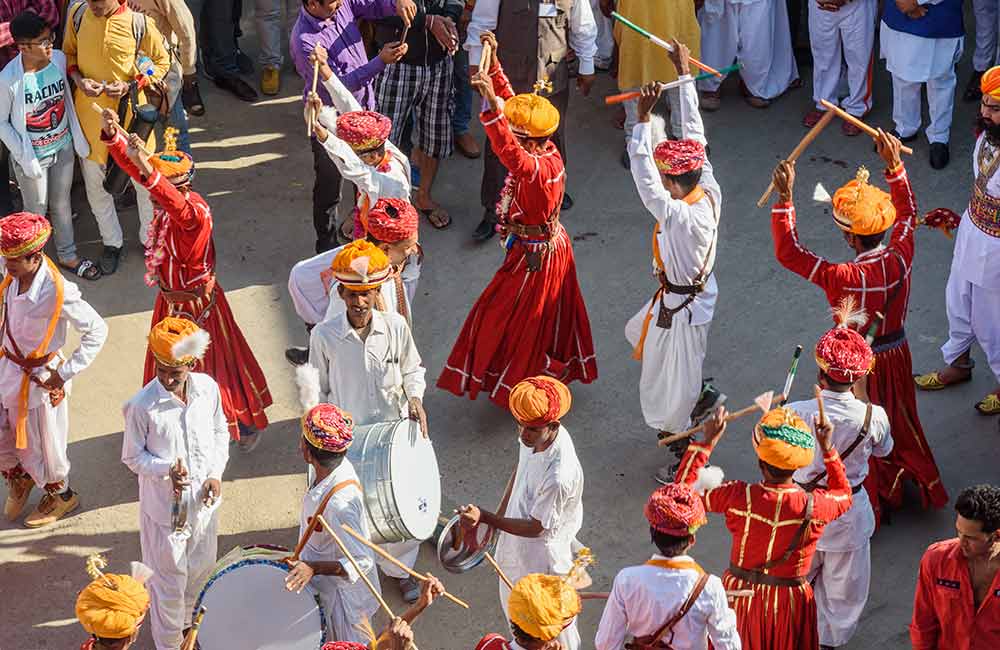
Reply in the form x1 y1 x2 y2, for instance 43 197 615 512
2 19 998 650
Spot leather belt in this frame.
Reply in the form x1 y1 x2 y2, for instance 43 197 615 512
872 328 905 353
797 481 865 494
506 215 560 240
727 565 806 588
657 271 705 296
159 275 216 303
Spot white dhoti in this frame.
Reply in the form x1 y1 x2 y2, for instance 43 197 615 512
973 0 1000 71
808 0 877 116
697 0 798 99
808 544 871 647
140 508 220 650
625 305 709 433
318 588 381 644
376 539 421 578
942 266 1000 381
880 25 963 144
0 398 70 489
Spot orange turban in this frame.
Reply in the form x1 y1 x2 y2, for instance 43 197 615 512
504 92 560 139
148 317 210 367
509 376 571 427
149 128 194 184
508 574 581 641
831 167 896 236
981 66 1000 100
329 240 392 291
752 407 815 470
76 574 150 639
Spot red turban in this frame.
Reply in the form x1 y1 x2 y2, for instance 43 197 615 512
981 65 1000 100
644 483 707 536
322 643 367 650
366 198 418 243
302 404 354 452
336 111 392 152
0 212 51 258
653 139 705 175
815 326 874 384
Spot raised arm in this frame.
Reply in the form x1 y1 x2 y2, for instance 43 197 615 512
885 163 916 263
811 448 853 522
319 56 364 113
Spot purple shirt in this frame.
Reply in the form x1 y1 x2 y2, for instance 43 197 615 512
290 1 396 110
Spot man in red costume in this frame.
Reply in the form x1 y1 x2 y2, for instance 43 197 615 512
437 32 597 408
676 403 852 650
769 129 947 523
99 109 272 451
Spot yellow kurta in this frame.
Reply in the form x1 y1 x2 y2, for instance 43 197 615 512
62 5 170 165
613 0 701 90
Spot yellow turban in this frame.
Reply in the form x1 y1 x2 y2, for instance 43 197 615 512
752 407 816 471
330 240 393 291
508 574 581 641
981 66 1000 100
76 574 149 639
504 93 560 139
148 317 210 367
831 167 896 236
149 128 195 183
509 376 571 427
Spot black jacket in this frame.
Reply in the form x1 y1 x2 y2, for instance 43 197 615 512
374 0 464 67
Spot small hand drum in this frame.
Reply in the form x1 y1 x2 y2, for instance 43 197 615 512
436 514 498 574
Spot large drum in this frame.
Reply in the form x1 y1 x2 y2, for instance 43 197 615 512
193 545 326 649
348 419 441 544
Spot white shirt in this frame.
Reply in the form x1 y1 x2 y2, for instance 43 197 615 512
0 262 107 409
790 390 893 551
494 427 584 581
595 555 741 650
300 460 380 624
464 0 598 76
951 133 1000 288
121 373 230 527
308 310 426 426
288 245 420 326
628 78 720 326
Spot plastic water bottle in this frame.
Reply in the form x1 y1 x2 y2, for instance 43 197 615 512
136 51 154 77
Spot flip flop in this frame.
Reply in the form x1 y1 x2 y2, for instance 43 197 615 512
421 206 451 230
59 258 102 281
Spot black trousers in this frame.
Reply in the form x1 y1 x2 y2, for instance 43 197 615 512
311 137 344 252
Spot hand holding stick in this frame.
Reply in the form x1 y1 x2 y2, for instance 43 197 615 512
610 12 721 77
340 524 469 608
658 393 784 447
814 384 827 427
91 104 152 155
479 39 492 72
757 111 836 207
819 100 913 155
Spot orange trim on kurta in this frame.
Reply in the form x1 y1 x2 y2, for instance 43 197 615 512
645 558 706 574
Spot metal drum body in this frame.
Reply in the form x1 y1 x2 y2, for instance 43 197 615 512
193 545 325 650
347 419 441 544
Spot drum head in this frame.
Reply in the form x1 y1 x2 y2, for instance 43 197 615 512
194 559 325 650
388 420 441 540
437 514 498 574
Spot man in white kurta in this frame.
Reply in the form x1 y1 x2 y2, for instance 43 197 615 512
789 379 892 647
697 0 798 106
0 213 107 528
806 0 877 128
624 47 722 484
308 239 428 600
458 376 584 650
122 318 229 650
916 84 1000 414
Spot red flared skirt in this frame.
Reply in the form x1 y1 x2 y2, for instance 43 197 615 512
143 284 273 439
722 572 818 650
437 226 598 408
864 338 948 524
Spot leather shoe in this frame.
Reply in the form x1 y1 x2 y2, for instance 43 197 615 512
891 130 918 144
964 70 984 103
285 347 309 366
561 192 574 211
214 75 258 102
454 132 481 158
182 77 205 116
473 216 496 242
929 142 950 170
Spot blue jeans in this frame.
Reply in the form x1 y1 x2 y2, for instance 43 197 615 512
452 49 472 136
168 99 192 155
185 0 240 77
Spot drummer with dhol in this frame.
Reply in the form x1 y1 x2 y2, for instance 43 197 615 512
121 317 229 650
285 401 381 644
457 377 585 650
306 240 429 603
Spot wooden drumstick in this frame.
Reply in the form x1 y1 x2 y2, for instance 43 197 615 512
316 515 398 619
658 393 784 447
91 103 153 155
756 110 836 208
814 384 827 426
819 100 914 155
180 606 206 650
483 550 513 590
340 524 470 609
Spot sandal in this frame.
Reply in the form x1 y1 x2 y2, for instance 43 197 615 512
914 361 974 391
421 206 452 229
975 392 1000 415
59 258 102 281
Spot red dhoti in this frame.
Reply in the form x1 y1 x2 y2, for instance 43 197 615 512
437 226 597 408
144 285 272 439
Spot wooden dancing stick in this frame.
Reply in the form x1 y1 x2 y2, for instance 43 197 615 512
756 110 836 207
819 100 914 155
483 550 513 590
91 104 153 155
307 57 320 137
316 515 396 618
604 65 740 105
780 345 804 406
658 393 784 447
479 40 493 73
579 591 609 600
611 12 721 77
726 590 754 599
814 384 827 426
180 606 206 650
340 524 470 609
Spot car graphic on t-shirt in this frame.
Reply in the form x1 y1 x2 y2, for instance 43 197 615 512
26 97 65 132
